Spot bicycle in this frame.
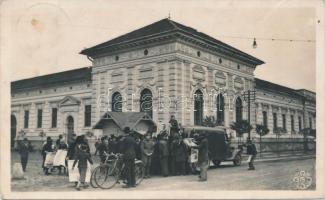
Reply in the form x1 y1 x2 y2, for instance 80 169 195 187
91 153 144 189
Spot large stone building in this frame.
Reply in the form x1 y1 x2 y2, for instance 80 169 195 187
11 18 316 147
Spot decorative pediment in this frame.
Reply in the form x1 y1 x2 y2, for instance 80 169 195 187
193 65 205 81
111 70 124 83
215 71 226 86
59 96 80 107
138 64 154 80
234 77 244 90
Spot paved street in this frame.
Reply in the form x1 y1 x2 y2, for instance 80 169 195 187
11 152 315 191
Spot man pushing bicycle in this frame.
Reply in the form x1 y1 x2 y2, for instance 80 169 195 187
119 127 137 188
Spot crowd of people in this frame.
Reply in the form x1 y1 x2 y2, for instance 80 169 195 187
15 114 257 190
93 115 210 183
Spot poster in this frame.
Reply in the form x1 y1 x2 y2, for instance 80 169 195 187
190 148 198 163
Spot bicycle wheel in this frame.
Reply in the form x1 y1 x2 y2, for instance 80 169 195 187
95 164 119 189
135 161 144 185
90 166 101 188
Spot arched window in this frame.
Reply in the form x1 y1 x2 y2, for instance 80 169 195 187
235 97 243 122
194 90 204 125
216 93 225 125
112 92 122 112
140 89 153 118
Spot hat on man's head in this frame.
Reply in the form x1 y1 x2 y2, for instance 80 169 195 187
46 136 52 142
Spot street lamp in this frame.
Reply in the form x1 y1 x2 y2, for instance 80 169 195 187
243 90 256 140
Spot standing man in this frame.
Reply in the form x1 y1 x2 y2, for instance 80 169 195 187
158 135 169 177
97 136 109 163
174 136 187 175
120 127 137 188
56 134 63 148
169 115 179 138
18 138 32 172
140 132 155 178
246 138 257 170
196 133 209 181
159 123 168 138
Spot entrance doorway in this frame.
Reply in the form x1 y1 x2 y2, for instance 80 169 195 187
11 115 17 149
67 116 74 143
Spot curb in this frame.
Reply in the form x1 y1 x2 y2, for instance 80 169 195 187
253 155 315 163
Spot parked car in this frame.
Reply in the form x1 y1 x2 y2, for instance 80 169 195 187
183 126 243 167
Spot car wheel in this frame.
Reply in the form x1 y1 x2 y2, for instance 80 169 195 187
233 154 242 166
212 159 221 167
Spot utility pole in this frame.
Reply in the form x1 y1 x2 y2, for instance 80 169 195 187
243 90 256 140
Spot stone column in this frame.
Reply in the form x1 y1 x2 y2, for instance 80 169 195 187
293 110 299 133
91 71 100 126
268 105 274 134
43 101 50 131
286 109 291 134
256 102 263 125
224 95 230 128
30 103 36 132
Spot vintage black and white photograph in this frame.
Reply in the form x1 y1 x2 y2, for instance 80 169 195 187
1 0 324 199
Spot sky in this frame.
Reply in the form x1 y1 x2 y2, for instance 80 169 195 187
2 0 317 91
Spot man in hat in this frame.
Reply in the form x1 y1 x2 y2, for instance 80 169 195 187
246 138 257 170
97 136 109 163
18 138 32 172
159 123 168 139
140 132 155 178
169 115 179 138
158 134 169 177
195 133 209 181
120 127 137 188
174 136 187 175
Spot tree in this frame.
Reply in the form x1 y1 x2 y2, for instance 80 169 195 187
255 124 269 157
202 116 218 127
230 120 253 145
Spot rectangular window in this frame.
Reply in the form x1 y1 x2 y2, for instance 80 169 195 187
84 105 91 127
51 108 57 128
273 113 277 129
282 114 286 130
24 110 29 128
309 117 312 129
262 111 268 127
291 115 295 132
298 116 302 131
37 109 43 128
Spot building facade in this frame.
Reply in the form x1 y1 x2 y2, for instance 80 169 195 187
10 18 316 147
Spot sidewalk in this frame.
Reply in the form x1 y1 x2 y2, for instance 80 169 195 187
242 150 315 163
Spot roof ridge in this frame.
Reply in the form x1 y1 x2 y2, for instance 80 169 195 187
167 18 180 30
11 66 91 83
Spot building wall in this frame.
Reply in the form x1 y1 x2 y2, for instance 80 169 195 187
254 88 316 137
89 40 256 131
11 41 316 145
11 81 92 143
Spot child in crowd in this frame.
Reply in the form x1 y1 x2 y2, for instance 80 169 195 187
72 143 93 190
